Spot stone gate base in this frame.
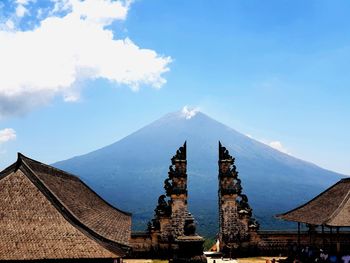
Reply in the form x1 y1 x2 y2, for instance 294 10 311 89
171 236 206 263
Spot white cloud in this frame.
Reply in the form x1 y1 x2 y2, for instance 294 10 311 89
0 0 171 117
16 0 34 5
181 106 199 120
16 4 28 17
69 0 129 25
0 128 16 144
5 19 15 30
245 134 290 154
268 141 289 154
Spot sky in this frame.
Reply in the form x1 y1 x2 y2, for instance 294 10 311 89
0 0 349 175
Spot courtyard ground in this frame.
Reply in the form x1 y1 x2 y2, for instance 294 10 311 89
124 257 286 263
124 260 166 263
237 257 286 263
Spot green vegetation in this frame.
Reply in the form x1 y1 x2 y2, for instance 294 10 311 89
203 237 216 251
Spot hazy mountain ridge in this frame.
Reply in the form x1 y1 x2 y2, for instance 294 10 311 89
53 110 346 237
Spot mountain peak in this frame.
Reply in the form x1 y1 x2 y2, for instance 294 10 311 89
157 106 204 123
180 106 200 120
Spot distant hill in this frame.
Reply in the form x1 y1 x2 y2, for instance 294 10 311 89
53 110 346 237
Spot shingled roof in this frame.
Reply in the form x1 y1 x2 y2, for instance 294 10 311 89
277 178 350 226
0 153 131 261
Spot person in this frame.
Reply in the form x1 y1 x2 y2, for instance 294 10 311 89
329 253 337 263
320 249 328 262
342 253 350 263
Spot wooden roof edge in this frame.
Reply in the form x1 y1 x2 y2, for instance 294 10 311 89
18 152 81 180
75 175 132 217
0 152 27 179
18 152 132 217
18 156 131 253
274 214 315 225
275 179 347 223
340 177 350 182
0 161 17 180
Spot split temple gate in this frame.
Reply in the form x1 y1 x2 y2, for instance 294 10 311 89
129 142 350 259
130 142 261 258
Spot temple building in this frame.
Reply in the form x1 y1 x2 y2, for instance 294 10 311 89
0 153 131 263
278 177 350 226
277 177 350 253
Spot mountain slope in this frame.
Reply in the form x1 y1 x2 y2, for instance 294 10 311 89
53 110 346 237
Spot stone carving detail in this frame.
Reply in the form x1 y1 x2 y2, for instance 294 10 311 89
237 194 252 217
166 142 188 196
248 218 260 230
171 143 187 163
155 194 171 217
184 213 196 236
218 141 259 252
148 218 160 231
164 178 172 196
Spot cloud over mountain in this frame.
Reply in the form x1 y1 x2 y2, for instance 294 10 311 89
268 140 289 154
0 0 171 117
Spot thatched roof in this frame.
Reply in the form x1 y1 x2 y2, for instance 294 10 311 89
0 153 131 260
277 178 350 226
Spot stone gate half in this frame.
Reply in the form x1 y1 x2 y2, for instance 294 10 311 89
218 141 259 255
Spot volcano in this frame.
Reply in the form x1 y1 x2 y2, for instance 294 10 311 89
54 109 345 237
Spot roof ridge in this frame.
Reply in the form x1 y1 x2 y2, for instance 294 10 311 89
340 177 350 182
0 162 17 180
18 153 81 180
325 182 350 225
76 177 132 217
18 153 131 217
276 180 343 222
19 157 130 252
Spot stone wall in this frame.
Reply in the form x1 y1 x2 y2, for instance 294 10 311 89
129 232 152 256
129 230 350 258
255 230 350 256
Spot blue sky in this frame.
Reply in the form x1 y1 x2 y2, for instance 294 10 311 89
0 0 349 175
